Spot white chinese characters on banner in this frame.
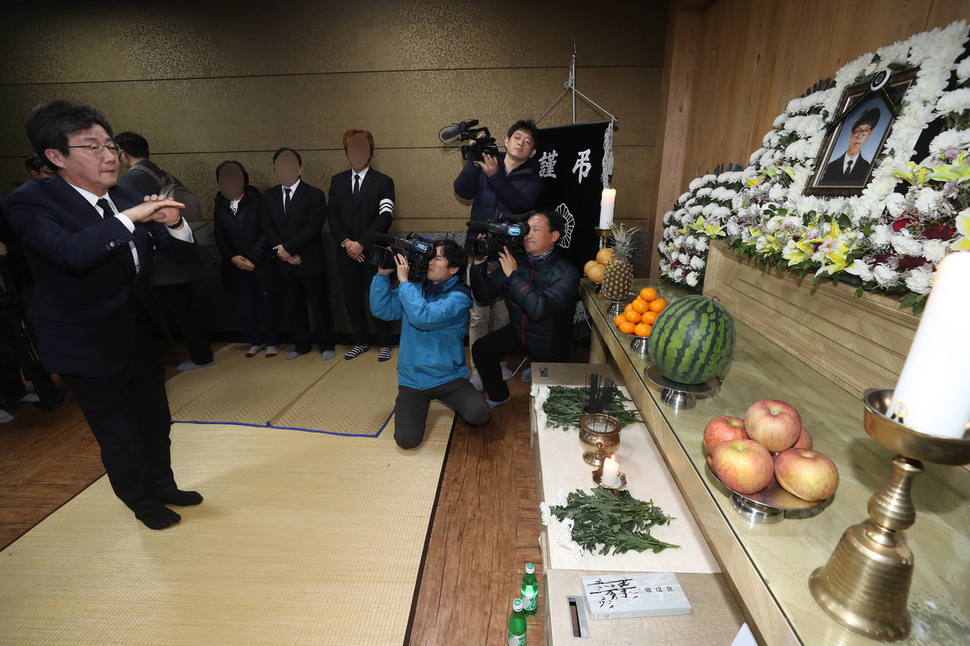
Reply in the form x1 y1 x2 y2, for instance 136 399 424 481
538 150 558 178
572 149 592 184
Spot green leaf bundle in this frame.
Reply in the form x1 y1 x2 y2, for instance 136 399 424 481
543 386 639 430
549 488 679 556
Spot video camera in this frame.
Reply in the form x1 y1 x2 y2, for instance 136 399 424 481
464 213 531 259
368 232 436 282
439 119 500 163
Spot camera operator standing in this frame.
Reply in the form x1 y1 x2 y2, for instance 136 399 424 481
370 240 490 449
453 119 543 389
470 209 579 409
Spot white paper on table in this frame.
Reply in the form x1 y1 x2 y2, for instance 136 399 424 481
537 420 720 574
731 623 757 646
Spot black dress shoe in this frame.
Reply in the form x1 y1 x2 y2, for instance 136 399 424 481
155 489 204 506
135 506 181 530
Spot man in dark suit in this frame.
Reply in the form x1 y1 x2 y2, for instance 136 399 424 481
261 147 336 361
4 100 201 530
819 108 880 186
115 131 214 371
327 129 395 361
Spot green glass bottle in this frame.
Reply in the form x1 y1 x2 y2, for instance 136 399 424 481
521 563 539 617
507 597 527 645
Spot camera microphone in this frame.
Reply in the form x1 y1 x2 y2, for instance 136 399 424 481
373 232 397 247
441 119 479 140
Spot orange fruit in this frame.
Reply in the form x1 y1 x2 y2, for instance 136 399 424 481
586 264 605 283
618 320 636 335
596 248 615 265
639 287 658 302
648 298 667 313
642 310 659 325
584 260 599 277
634 322 652 337
631 298 649 313
614 314 627 327
624 310 642 324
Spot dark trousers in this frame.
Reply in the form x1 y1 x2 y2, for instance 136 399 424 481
338 261 390 347
60 320 178 515
232 267 279 347
280 269 336 353
0 332 27 405
154 282 213 364
394 378 490 449
472 324 571 401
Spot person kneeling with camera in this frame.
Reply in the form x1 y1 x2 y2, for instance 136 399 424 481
371 239 490 449
470 209 580 408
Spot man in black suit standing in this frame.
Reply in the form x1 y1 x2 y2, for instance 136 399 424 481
5 100 201 530
819 108 880 186
327 129 395 361
261 147 337 361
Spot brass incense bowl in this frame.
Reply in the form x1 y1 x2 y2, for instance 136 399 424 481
578 413 622 467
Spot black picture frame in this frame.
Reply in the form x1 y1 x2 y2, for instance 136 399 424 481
805 67 920 197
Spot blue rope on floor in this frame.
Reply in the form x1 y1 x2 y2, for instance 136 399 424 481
171 408 395 438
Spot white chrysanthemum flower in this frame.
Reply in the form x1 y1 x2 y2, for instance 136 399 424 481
891 234 923 257
957 57 970 82
769 184 786 201
845 259 874 282
727 221 742 237
904 269 934 295
884 193 907 218
685 271 699 287
914 187 940 215
673 235 685 247
688 205 704 216
695 237 709 252
922 239 948 263
936 87 970 114
873 264 899 288
678 253 691 265
690 255 706 270
671 267 685 280
688 177 704 191
539 502 552 526
928 129 970 157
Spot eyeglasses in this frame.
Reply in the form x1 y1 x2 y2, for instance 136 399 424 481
850 127 873 138
68 142 121 157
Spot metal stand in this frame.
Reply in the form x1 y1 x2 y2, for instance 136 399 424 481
644 365 721 410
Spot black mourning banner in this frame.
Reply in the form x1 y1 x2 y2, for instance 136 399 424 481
535 120 612 272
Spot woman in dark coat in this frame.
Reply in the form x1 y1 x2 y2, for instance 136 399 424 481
212 160 280 358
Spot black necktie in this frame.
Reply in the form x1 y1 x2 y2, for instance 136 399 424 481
353 175 360 195
96 198 113 219
845 160 853 176
283 187 291 214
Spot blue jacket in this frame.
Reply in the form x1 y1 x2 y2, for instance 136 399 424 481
370 274 473 390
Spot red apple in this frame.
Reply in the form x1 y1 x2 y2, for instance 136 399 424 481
745 399 802 452
774 448 839 501
710 439 774 494
703 415 748 453
793 427 813 450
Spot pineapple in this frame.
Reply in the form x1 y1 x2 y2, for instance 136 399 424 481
600 223 638 301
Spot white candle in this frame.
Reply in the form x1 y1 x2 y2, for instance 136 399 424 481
599 188 616 229
890 251 970 439
601 455 621 488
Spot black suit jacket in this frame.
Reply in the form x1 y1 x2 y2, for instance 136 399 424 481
326 168 395 265
260 181 328 276
819 154 872 185
4 174 197 377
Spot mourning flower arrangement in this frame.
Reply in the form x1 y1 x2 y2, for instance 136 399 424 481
658 20 970 314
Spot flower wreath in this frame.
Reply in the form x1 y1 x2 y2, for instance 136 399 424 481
658 20 970 314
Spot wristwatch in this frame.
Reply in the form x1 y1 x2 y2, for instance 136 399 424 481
166 216 185 230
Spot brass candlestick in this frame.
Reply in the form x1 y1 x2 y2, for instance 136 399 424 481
809 389 970 641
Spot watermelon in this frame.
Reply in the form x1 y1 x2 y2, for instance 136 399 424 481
647 295 736 384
